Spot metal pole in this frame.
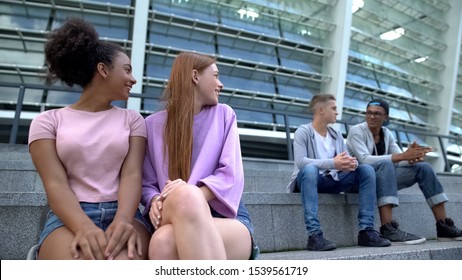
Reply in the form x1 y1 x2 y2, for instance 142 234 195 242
9 85 25 144
284 114 293 161
438 136 451 172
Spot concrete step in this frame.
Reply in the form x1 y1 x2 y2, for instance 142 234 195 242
3 190 461 259
0 143 30 161
2 144 462 260
244 192 462 253
243 157 292 193
258 240 462 260
1 145 461 193
242 158 462 253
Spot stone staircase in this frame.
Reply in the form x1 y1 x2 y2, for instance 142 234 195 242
1 144 462 259
242 157 462 259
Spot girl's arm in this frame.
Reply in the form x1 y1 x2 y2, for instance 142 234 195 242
30 139 107 259
105 136 146 260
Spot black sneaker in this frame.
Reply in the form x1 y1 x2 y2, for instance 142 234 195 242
307 231 337 251
380 220 426 245
436 218 462 241
358 228 391 247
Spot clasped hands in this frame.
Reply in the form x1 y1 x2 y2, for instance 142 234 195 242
405 141 433 164
334 151 358 172
71 217 142 260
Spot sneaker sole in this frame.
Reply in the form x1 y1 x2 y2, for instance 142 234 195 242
358 241 391 247
307 246 337 251
437 236 462 241
390 237 426 245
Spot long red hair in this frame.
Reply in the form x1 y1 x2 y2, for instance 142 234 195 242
162 52 216 180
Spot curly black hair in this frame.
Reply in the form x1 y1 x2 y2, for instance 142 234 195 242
44 17 125 88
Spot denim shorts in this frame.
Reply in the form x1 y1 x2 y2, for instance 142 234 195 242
37 201 153 248
210 200 260 260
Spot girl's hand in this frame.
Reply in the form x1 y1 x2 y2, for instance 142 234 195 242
104 218 142 260
160 179 186 199
149 195 163 230
70 224 108 260
149 179 188 229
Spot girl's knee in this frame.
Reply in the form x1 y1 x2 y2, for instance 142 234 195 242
149 225 177 260
163 186 210 221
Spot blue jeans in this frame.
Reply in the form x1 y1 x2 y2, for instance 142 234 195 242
295 164 377 235
38 201 152 247
372 160 448 208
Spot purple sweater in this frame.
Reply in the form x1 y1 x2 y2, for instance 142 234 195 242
141 103 244 218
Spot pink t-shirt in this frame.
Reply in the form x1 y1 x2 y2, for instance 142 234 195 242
28 106 146 202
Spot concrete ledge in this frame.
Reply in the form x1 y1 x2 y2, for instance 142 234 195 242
258 240 462 260
244 192 462 253
0 204 48 260
2 146 462 259
2 191 461 259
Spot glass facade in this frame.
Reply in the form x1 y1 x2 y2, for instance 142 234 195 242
1 0 461 172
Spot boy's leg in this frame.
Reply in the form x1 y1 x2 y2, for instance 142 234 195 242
296 165 322 235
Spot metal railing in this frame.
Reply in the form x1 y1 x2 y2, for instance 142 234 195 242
2 82 462 174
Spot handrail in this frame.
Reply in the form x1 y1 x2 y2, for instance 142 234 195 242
2 82 461 174
9 85 25 144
